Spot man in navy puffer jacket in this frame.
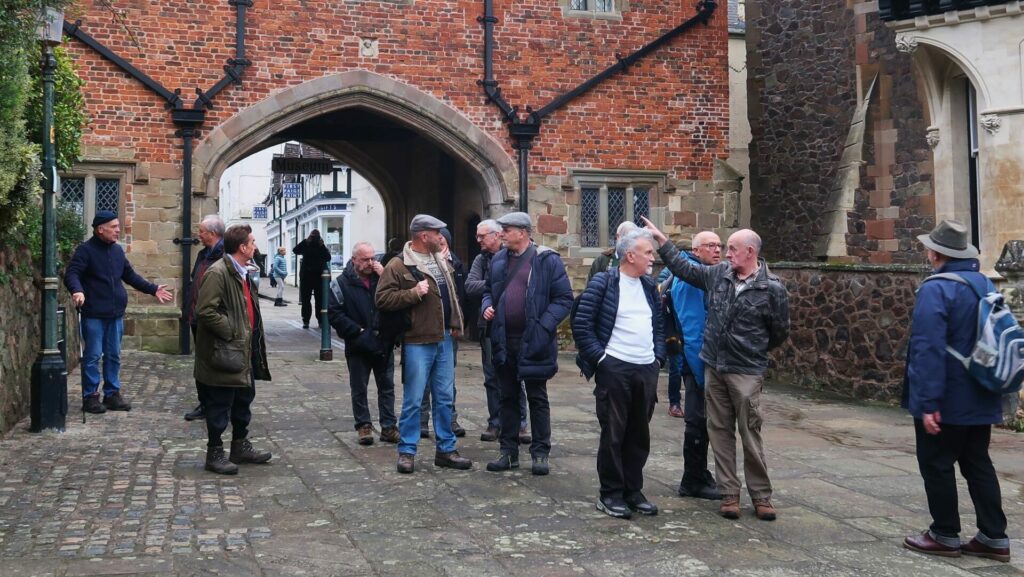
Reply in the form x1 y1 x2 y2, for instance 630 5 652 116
482 212 573 476
64 211 173 414
901 220 1011 563
573 229 665 519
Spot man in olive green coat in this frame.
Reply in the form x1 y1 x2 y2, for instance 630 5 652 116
195 224 272 475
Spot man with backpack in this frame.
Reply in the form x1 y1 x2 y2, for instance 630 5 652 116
328 242 399 447
375 214 470 474
901 219 1011 563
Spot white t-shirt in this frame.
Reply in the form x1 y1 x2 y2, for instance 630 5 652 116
604 272 655 365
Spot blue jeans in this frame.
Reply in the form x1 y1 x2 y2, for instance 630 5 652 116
667 353 683 406
398 334 456 455
80 317 124 398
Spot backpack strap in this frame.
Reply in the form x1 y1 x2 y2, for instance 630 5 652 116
922 272 988 369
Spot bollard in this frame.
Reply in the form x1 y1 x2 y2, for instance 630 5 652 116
320 264 333 361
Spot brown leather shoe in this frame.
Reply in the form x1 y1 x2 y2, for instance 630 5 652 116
357 423 375 446
753 498 777 521
960 538 1010 562
434 450 472 470
397 453 415 474
668 404 684 418
903 532 961 558
518 426 532 445
719 496 740 519
480 426 499 442
379 426 400 444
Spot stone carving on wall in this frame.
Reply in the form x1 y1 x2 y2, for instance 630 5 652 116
925 126 940 148
995 240 1024 279
895 34 918 54
359 38 379 58
980 113 1001 134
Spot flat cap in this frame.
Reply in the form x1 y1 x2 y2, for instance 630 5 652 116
496 212 532 231
409 214 447 233
92 210 117 228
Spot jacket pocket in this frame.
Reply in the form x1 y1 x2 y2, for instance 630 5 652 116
210 339 247 373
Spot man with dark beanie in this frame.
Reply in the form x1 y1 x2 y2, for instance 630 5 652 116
65 211 173 414
482 212 573 476
194 224 273 475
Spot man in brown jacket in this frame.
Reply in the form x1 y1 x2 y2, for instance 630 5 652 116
375 214 471 474
194 224 272 475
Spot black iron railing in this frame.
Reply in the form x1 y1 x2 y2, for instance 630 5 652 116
880 0 1014 21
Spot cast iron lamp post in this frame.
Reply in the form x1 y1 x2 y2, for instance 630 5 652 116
30 7 68 432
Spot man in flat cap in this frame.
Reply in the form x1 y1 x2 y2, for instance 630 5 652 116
65 211 173 414
482 212 573 475
375 214 471 474
902 219 1011 563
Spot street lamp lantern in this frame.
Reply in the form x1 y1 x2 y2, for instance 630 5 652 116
30 6 68 432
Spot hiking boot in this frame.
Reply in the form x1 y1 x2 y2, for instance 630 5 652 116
229 438 272 464
531 455 549 476
960 538 1010 562
668 404 684 418
753 498 776 521
397 453 415 474
678 482 722 500
452 418 466 438
719 496 740 519
357 424 375 446
625 492 658 516
518 426 532 445
205 446 239 475
183 404 204 421
480 426 499 442
379 426 400 444
102 392 132 411
596 496 632 519
434 451 472 470
486 452 519 472
82 395 106 414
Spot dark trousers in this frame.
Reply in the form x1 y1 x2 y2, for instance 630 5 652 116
199 381 255 448
594 356 659 498
482 336 528 429
667 353 683 406
496 343 550 457
299 276 323 325
681 373 715 488
914 420 1008 541
347 350 397 430
190 325 206 408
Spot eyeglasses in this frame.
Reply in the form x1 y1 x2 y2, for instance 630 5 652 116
475 232 497 240
698 243 724 250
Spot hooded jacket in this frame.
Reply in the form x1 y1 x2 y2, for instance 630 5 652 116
669 251 709 387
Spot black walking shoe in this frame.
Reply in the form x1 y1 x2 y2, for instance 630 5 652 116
102 392 132 411
624 492 658 516
420 426 431 439
397 453 415 474
229 438 272 464
596 496 632 519
82 395 106 414
531 455 549 476
486 452 519 472
678 482 722 500
183 404 204 421
205 446 239 475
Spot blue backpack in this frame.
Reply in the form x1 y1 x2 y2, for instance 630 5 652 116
925 273 1024 394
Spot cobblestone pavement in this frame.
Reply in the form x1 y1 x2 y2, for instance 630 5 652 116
1 284 1022 576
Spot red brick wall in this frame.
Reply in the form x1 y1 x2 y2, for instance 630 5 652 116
66 0 729 177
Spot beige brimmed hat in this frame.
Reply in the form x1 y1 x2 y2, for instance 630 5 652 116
918 219 978 259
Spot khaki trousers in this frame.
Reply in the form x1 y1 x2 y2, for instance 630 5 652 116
704 367 772 500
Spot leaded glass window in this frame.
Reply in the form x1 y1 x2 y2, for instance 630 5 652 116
61 177 85 216
633 187 649 226
581 187 600 248
607 187 626 242
593 0 614 11
570 0 587 9
96 179 120 213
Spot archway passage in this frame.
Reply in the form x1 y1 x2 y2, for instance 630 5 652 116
195 72 518 267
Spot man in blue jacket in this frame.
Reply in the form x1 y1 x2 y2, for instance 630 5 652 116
64 211 174 414
669 231 724 501
482 212 573 476
573 229 666 519
901 220 1011 563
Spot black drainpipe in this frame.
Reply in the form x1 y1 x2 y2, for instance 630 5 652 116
479 0 718 211
65 0 252 355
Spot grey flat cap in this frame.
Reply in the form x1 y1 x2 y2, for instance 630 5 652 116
496 212 532 231
409 214 447 233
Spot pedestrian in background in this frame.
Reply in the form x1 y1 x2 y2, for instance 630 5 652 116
272 247 288 307
293 229 331 329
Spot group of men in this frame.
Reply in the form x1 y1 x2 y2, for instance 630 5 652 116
64 207 1011 562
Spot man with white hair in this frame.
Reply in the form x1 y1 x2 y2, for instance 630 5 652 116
587 221 640 282
573 228 666 519
643 217 790 522
184 214 225 421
